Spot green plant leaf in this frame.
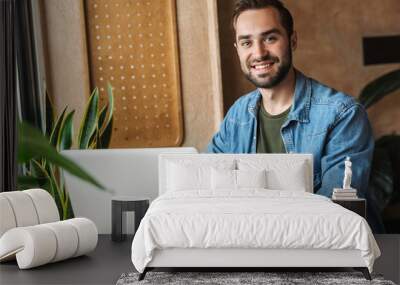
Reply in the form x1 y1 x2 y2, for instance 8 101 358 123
96 104 108 148
104 83 114 130
58 110 75 151
359 69 400 109
30 159 45 178
18 121 106 190
21 160 55 197
50 107 67 147
78 88 99 149
45 90 55 138
47 165 64 219
99 83 114 148
17 175 42 190
99 117 113 148
90 105 108 149
26 145 57 187
97 104 108 132
88 132 98 149
31 160 55 198
64 188 75 219
17 175 53 200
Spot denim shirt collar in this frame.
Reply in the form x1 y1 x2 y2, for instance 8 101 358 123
247 69 311 123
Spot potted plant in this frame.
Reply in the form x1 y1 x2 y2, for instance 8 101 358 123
359 69 400 233
18 83 114 219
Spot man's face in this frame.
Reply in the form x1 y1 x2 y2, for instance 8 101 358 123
234 7 296 89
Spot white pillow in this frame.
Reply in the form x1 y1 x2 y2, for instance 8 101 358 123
167 163 209 191
211 169 267 190
236 169 267 188
211 168 236 190
237 159 309 192
266 164 307 191
166 159 235 191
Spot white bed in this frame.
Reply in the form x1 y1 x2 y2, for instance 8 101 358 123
131 154 380 280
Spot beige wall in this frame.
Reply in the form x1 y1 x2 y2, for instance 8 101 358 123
41 0 91 134
217 0 400 139
42 0 223 152
176 0 223 151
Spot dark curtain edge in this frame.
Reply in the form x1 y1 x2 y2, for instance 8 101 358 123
15 0 42 129
0 0 17 192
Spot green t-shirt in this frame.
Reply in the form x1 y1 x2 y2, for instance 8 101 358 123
256 104 291 153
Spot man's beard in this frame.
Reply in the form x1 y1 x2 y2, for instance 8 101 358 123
242 47 292 89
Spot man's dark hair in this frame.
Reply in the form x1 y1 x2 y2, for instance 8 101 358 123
232 0 294 38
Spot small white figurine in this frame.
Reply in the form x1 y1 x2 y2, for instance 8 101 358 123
342 156 353 190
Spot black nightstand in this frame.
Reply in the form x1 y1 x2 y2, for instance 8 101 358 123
111 196 150 242
332 198 366 218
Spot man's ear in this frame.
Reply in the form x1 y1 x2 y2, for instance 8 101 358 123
291 31 297 51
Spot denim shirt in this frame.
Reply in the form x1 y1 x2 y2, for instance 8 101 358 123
207 71 374 198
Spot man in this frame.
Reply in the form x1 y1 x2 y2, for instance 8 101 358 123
207 0 381 231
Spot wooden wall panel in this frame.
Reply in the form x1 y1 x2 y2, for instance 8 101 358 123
85 0 183 147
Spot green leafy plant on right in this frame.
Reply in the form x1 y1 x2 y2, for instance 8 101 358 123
18 83 114 220
358 69 400 232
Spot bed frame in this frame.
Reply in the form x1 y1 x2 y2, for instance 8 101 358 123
138 154 372 281
140 248 371 280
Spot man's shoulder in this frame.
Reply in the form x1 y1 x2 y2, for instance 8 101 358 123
308 76 360 114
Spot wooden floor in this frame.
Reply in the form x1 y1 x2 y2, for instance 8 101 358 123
0 235 399 285
0 235 133 285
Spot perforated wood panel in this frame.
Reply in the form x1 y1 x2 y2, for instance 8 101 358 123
85 0 183 147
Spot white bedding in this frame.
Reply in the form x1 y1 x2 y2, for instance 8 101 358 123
131 190 380 273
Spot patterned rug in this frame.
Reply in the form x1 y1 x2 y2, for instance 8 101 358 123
116 271 396 285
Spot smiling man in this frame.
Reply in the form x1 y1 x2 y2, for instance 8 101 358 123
207 0 382 231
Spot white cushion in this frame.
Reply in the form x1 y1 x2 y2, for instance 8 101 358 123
211 169 267 190
0 225 58 268
0 191 39 227
42 221 79 262
0 189 60 238
64 218 98 257
236 169 267 188
0 196 16 237
24 189 60 223
237 159 309 191
166 158 235 191
268 162 308 191
211 168 236 190
167 163 210 191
